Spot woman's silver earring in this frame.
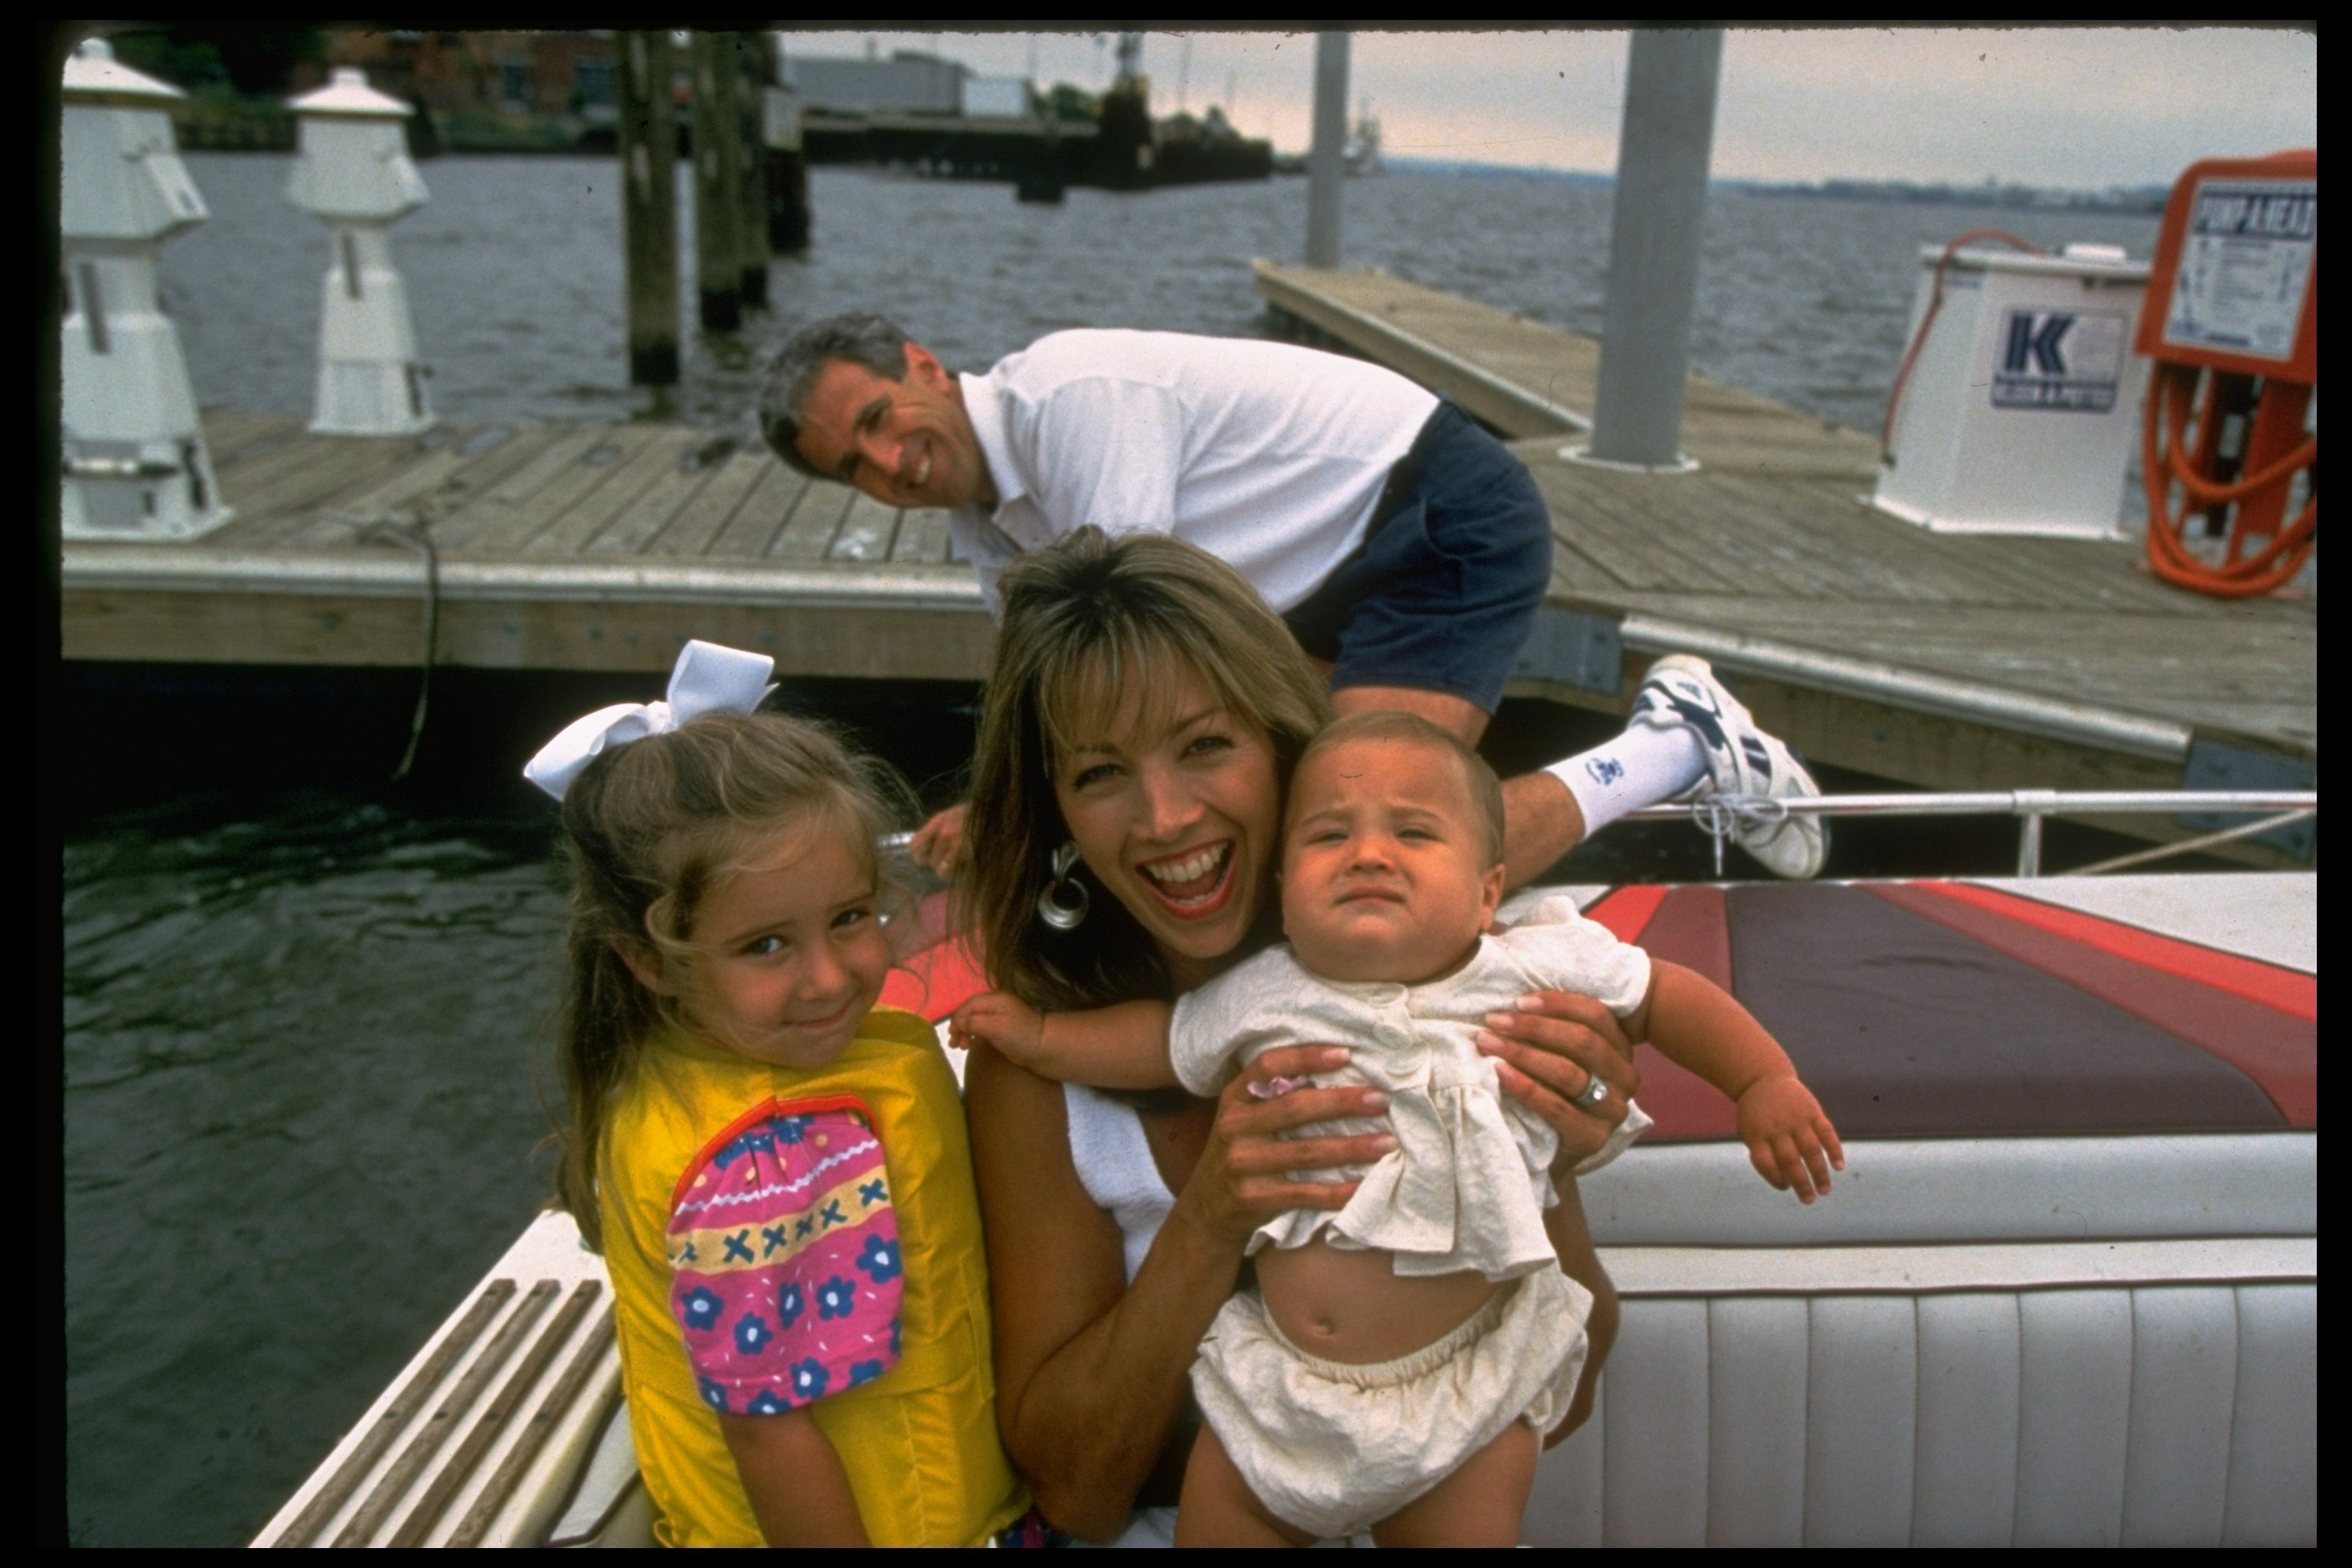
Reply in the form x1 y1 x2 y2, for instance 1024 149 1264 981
1037 841 1090 931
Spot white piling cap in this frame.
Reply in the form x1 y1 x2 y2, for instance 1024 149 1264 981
288 67 413 118
62 37 186 103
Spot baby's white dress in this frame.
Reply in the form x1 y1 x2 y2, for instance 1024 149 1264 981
1170 893 1655 1282
1170 893 1655 1537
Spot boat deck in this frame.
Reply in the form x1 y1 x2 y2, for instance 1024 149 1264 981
252 869 2318 1547
60 266 2315 859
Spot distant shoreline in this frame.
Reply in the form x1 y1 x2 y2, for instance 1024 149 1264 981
165 135 2169 215
1377 156 2167 213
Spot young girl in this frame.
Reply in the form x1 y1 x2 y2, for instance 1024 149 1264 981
956 709 1843 1545
527 640 1032 1547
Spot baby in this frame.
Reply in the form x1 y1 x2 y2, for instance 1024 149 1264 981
958 710 1843 1546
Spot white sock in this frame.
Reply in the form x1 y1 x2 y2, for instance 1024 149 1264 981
1545 723 1710 838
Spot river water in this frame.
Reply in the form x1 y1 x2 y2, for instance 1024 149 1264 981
67 159 2164 1544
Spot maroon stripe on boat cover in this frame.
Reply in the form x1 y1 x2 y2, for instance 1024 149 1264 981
1723 884 2283 1138
1621 887 1740 1141
1868 882 2317 1129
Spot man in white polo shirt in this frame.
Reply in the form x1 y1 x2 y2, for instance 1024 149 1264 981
758 314 1824 883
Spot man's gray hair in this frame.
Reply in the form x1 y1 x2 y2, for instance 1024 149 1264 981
756 313 913 475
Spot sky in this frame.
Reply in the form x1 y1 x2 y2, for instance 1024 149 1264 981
774 26 2316 192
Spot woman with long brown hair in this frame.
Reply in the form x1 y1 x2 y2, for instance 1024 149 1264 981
958 528 1644 1544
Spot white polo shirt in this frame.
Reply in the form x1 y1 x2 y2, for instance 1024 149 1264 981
951 329 1439 615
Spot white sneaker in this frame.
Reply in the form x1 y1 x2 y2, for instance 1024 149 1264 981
1628 655 1828 879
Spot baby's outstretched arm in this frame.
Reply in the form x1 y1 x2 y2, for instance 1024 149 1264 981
949 992 1179 1089
1629 961 1846 1203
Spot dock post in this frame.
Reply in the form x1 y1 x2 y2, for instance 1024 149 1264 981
732 32 770 309
59 38 231 541
1305 32 1348 267
763 42 811 250
688 32 743 332
616 31 678 386
1584 28 1721 470
286 68 435 436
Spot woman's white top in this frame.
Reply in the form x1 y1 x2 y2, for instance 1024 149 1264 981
1064 1082 1179 1285
1061 1085 1185 1548
1168 895 1655 1282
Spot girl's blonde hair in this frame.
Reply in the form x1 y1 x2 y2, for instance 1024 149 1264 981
551 710 917 1250
964 528 1331 1011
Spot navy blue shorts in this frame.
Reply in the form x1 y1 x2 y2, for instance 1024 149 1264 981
1282 401 1553 714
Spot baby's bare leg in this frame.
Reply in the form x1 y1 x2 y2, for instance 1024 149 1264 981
1372 1420 1539 1548
1174 1424 1317 1547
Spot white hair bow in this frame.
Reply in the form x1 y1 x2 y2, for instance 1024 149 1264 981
524 639 779 800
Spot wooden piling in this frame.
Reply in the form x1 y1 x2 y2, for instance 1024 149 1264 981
733 32 770 309
763 64 811 250
688 32 742 333
1589 29 1722 467
1305 33 1349 266
616 31 678 385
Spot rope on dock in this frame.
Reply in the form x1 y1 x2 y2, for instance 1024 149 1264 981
356 515 441 780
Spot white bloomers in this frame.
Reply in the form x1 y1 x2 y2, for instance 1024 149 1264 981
1189 1264 1594 1540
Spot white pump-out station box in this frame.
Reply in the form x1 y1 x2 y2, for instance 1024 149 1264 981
1871 243 2151 538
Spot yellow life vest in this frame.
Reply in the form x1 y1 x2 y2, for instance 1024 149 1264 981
599 1007 1028 1546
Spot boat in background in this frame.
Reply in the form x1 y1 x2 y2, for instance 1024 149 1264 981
251 791 2318 1547
1344 106 1381 178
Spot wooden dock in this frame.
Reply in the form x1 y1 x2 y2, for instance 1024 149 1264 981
1259 263 2316 859
60 415 993 683
59 264 2314 860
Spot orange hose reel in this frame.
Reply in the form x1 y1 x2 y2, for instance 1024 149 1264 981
2135 151 2318 599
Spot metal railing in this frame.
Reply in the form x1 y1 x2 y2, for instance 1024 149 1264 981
1619 789 2318 877
884 789 2316 883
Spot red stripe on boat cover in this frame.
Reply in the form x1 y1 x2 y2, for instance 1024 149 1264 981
1578 884 1670 942
1919 882 2316 1021
1869 883 2317 1129
1615 887 1740 1141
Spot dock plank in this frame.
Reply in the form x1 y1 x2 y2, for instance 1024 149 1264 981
273 446 470 549
383 427 565 523
200 411 307 469
1684 474 2021 606
828 492 902 564
706 462 806 560
1662 479 1955 605
1570 470 1863 602
1703 473 2127 613
573 430 720 557
453 428 655 555
211 436 434 549
524 426 698 555
275 427 567 550
645 450 774 558
208 426 377 518
770 482 853 562
893 508 955 565
1530 463 1748 593
428 428 610 552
